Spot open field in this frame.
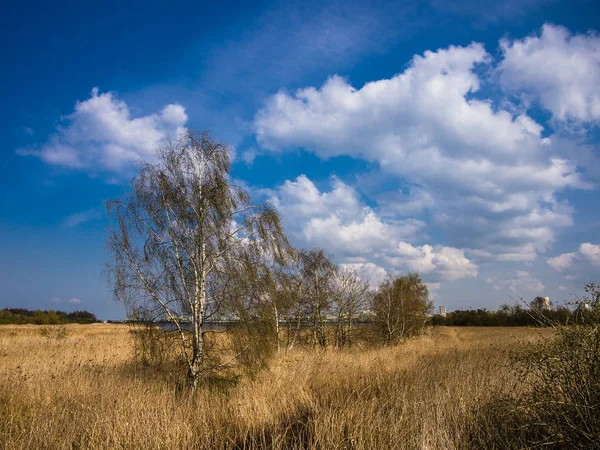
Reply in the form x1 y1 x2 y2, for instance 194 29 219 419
0 324 550 449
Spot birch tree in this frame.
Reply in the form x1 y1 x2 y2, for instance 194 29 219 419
107 130 291 389
371 273 432 344
235 245 296 354
332 268 371 348
297 249 336 348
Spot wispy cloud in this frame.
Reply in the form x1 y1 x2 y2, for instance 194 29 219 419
198 1 414 99
67 298 82 304
486 271 545 294
430 0 555 26
61 208 102 228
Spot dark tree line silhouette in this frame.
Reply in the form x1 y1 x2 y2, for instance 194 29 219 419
0 308 97 325
430 304 577 327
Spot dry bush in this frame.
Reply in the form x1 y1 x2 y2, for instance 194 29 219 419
39 325 68 340
469 324 600 449
467 284 600 449
0 324 548 449
229 321 277 377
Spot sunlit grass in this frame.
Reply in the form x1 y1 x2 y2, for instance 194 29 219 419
0 324 549 449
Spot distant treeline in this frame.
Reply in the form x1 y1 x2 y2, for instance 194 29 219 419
0 308 98 325
430 305 575 327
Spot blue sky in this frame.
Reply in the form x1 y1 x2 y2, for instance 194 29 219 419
1 0 599 319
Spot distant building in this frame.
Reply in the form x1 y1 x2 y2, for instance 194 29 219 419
438 306 447 317
531 296 551 311
542 297 551 311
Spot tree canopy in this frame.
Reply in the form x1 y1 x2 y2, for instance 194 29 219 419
371 273 432 344
107 130 292 388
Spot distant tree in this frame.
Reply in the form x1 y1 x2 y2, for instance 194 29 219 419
332 268 371 348
275 252 311 350
107 130 291 390
431 303 576 327
372 273 432 344
231 244 296 358
294 249 336 348
573 282 600 325
70 310 97 323
0 308 97 324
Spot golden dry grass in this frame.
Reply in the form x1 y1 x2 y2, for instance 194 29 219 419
0 324 550 449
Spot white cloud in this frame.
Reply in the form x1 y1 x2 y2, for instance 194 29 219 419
50 297 61 303
499 24 600 123
487 270 544 294
255 41 586 261
377 187 435 217
67 298 82 304
338 262 388 287
19 88 188 173
579 243 600 264
271 175 478 281
547 251 577 271
242 148 258 165
547 242 600 271
426 282 441 300
558 285 568 291
61 209 101 228
426 282 441 291
432 247 479 281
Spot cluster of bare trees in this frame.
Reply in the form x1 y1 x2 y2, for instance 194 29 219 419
262 248 373 350
107 130 432 388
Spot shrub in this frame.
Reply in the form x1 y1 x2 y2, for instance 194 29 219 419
470 282 600 449
39 326 69 340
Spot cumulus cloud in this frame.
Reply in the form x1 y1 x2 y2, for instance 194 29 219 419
67 298 82 304
254 40 586 261
338 262 388 287
272 174 424 250
547 251 578 271
579 243 600 264
487 270 544 294
548 242 600 270
271 175 478 280
499 24 600 124
19 88 188 173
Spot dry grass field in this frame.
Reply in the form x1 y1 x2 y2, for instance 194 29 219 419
0 324 550 449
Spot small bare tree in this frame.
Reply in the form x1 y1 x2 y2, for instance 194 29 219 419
332 268 371 348
277 253 310 351
371 273 432 345
239 245 297 354
107 130 290 389
297 249 336 348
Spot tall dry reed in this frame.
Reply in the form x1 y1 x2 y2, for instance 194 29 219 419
0 324 548 449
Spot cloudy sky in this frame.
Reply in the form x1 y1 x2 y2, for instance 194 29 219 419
1 0 599 319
